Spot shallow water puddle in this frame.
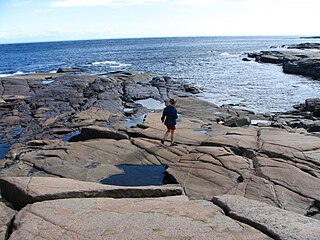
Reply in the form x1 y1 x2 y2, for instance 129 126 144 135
100 164 167 186
251 120 271 126
62 130 81 142
125 114 146 128
135 98 165 110
193 128 213 135
42 79 55 84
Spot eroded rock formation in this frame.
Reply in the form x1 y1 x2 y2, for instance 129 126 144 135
247 43 320 80
1 71 320 239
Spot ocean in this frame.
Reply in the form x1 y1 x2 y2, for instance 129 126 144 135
1 36 320 113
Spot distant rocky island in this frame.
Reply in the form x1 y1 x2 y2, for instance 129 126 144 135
1 42 320 239
301 36 320 39
244 42 320 80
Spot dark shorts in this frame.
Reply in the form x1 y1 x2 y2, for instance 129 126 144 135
166 125 176 130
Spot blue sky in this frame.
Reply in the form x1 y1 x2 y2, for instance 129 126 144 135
0 0 319 43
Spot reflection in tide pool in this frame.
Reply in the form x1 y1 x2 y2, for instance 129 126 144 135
135 98 165 110
42 79 55 84
100 164 166 186
125 114 146 128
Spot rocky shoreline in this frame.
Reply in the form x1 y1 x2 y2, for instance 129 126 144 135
244 42 320 80
1 62 320 239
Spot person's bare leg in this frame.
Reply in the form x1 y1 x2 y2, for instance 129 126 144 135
170 129 175 145
162 129 170 144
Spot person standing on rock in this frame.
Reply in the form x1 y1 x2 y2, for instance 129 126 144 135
161 98 178 146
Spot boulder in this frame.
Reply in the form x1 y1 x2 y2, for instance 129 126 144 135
288 43 320 50
0 177 183 210
56 67 84 73
0 201 16 240
259 54 287 64
123 82 161 101
183 84 201 94
223 117 250 127
69 126 129 142
305 98 320 111
283 59 320 80
212 195 320 240
9 197 270 240
249 46 320 79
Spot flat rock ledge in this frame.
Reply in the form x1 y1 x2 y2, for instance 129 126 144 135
9 197 271 240
2 71 320 239
247 43 320 80
0 177 183 210
0 177 272 240
212 195 320 240
1 169 320 239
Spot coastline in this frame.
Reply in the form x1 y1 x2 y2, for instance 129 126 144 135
1 45 320 238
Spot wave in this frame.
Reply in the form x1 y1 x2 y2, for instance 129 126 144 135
0 71 27 77
90 60 132 68
220 52 230 56
91 61 118 65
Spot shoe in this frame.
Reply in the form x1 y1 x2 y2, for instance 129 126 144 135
161 139 164 144
170 143 177 146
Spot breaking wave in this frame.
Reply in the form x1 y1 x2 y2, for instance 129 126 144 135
90 61 132 68
0 71 27 77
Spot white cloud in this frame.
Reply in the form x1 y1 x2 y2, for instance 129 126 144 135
50 0 164 7
173 0 219 5
11 0 32 7
34 9 55 13
48 0 283 8
0 27 116 41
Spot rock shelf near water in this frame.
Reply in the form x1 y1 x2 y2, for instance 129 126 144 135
1 70 320 239
246 42 320 79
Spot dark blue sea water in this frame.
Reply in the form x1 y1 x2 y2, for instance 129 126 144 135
1 36 320 113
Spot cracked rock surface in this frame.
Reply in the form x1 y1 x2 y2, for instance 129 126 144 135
212 195 320 240
9 196 270 240
1 71 320 239
0 201 16 240
247 43 320 80
0 177 183 210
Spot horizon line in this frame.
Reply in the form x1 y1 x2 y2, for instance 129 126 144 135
0 34 317 45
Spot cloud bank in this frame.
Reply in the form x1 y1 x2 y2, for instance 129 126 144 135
50 0 165 7
49 0 221 7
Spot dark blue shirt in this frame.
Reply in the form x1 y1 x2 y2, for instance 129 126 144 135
161 105 178 126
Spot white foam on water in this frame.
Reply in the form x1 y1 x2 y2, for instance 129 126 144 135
92 61 118 65
220 52 230 56
110 63 132 68
0 71 27 77
91 60 132 68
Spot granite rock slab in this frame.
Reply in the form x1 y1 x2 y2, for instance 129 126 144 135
0 201 16 240
212 195 320 240
0 177 183 210
9 197 270 240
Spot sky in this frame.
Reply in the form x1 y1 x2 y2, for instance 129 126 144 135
0 0 319 43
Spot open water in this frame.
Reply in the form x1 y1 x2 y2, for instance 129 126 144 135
1 36 320 113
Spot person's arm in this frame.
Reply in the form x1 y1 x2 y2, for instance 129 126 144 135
173 108 178 119
161 108 166 123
